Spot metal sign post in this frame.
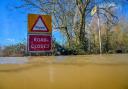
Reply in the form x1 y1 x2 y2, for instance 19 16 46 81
91 5 102 54
97 14 102 54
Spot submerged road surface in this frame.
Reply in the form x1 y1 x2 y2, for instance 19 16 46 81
0 54 128 89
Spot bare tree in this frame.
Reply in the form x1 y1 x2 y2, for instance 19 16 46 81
15 0 127 53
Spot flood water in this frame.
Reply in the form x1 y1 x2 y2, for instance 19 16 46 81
0 54 128 89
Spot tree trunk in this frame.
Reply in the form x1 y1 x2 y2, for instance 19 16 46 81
79 13 85 45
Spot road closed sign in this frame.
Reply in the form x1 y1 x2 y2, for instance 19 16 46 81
28 14 52 33
28 34 52 52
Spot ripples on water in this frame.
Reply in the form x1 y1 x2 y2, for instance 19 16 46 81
0 54 128 89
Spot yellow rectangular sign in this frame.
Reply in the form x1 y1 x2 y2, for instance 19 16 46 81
28 14 52 33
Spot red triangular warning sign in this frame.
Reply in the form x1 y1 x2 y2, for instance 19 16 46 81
31 16 49 32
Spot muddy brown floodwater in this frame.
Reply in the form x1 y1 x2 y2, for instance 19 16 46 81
0 54 128 89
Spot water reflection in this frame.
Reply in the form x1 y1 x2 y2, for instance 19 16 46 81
0 57 28 64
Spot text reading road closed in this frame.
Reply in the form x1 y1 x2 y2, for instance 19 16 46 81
34 37 49 42
31 44 49 49
28 34 51 52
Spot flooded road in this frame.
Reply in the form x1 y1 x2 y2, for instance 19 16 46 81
0 54 128 89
